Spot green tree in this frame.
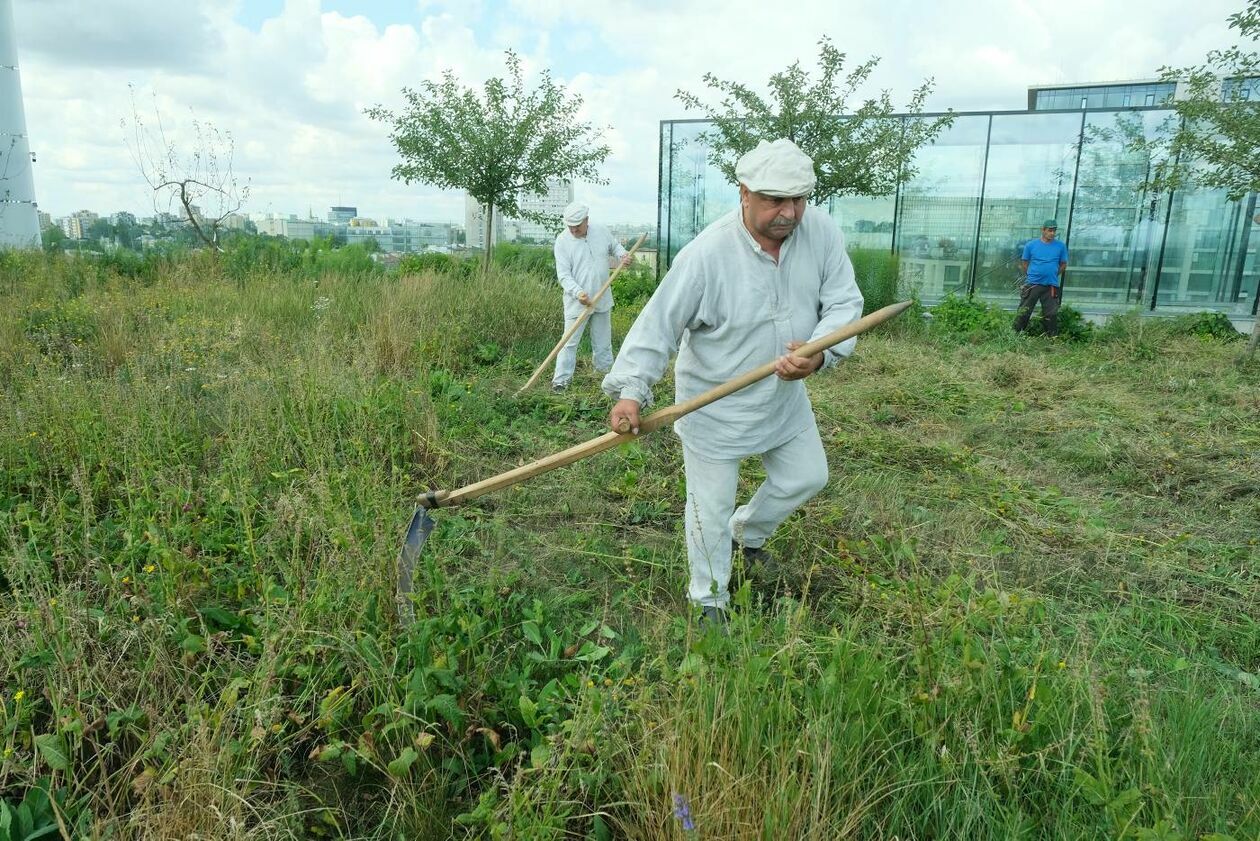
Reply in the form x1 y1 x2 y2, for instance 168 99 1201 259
674 37 954 203
87 218 114 245
41 225 66 253
1150 2 1259 356
1146 1 1260 200
365 51 610 275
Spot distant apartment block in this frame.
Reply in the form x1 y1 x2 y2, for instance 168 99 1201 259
220 213 249 231
464 179 575 249
256 216 323 240
36 210 51 230
59 209 99 240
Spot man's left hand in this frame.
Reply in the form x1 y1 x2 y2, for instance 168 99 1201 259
775 341 824 380
619 254 633 268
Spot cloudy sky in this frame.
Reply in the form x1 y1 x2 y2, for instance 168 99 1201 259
10 0 1244 225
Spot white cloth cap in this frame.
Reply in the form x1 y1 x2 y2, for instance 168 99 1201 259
563 202 589 225
734 138 816 197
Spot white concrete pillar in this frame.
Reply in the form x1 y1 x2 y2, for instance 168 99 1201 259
0 0 41 249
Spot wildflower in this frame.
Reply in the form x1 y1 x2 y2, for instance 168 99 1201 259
13 690 25 702
48 598 57 608
672 793 696 832
122 576 131 584
1057 660 1067 670
144 564 156 574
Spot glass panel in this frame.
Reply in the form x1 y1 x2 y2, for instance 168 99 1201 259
973 112 1082 305
894 115 991 303
658 121 672 271
1155 186 1260 315
661 122 738 267
1068 111 1173 310
829 193 896 252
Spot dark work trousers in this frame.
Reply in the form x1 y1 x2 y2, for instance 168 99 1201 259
1013 282 1060 336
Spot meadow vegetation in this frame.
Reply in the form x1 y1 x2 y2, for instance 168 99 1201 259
1 247 1257 839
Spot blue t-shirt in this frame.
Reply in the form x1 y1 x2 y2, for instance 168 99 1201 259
1022 238 1069 287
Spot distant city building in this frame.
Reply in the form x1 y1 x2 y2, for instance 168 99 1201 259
220 212 249 231
255 216 328 240
110 211 137 227
1027 77 1260 110
36 210 51 230
465 179 575 248
59 209 98 240
329 205 358 224
345 221 453 252
1028 80 1178 110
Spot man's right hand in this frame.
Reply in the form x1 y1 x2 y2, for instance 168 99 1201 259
577 292 592 306
609 399 640 435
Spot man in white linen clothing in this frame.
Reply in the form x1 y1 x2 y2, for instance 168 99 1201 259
601 138 864 625
551 202 632 393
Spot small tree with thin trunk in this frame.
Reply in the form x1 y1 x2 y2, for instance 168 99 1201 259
366 52 610 275
124 86 249 251
1116 2 1260 357
675 36 955 204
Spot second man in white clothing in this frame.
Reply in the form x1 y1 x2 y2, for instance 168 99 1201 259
552 202 632 393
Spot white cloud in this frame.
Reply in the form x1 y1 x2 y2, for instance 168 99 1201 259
10 0 1245 224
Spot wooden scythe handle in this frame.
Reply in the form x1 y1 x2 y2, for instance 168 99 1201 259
423 300 914 509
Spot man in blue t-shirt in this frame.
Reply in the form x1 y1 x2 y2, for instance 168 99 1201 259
1014 219 1069 337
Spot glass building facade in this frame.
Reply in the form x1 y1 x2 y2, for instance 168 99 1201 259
1031 83 1176 110
658 108 1259 320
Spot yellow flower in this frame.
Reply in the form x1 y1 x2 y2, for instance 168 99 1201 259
13 690 25 702
144 564 156 574
48 598 57 608
122 576 131 584
1057 660 1067 670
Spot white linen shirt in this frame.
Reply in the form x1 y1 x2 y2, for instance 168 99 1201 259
601 206 864 460
553 224 627 315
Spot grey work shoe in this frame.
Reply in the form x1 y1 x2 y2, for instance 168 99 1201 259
551 382 569 394
698 605 730 633
732 541 786 600
732 541 772 564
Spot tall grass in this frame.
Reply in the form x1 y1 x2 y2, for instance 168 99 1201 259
1 250 1256 839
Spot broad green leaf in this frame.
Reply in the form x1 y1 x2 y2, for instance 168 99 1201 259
34 734 70 771
521 620 542 647
1072 768 1107 806
519 695 537 728
387 746 419 778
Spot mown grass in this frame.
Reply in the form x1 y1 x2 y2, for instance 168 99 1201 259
1 249 1257 840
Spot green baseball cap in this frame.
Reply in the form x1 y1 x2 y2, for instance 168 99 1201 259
1042 219 1058 229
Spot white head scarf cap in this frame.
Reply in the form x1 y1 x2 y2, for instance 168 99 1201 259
562 201 589 226
734 139 816 197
